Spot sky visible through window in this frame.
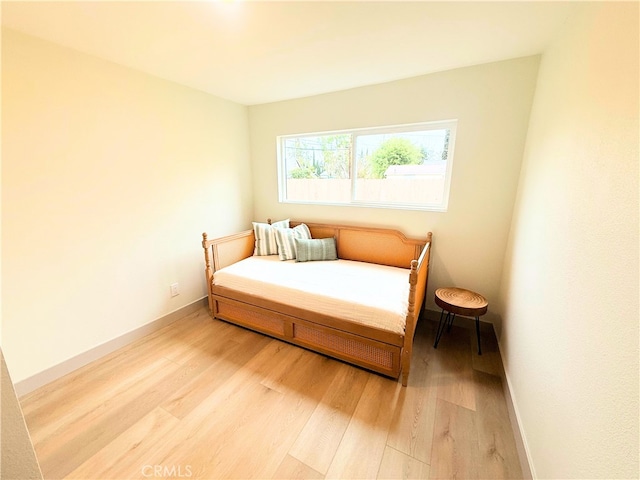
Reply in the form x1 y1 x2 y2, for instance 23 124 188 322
283 128 448 178
356 130 448 161
356 129 448 176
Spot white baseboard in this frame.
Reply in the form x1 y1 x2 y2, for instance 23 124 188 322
15 298 207 398
497 340 535 479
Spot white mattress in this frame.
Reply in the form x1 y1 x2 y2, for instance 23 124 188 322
213 255 410 335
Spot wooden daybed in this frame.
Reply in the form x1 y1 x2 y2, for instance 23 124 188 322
201 222 432 386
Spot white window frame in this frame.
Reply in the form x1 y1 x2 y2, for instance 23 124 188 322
277 120 457 212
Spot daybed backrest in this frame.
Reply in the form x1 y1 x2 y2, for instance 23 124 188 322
292 221 426 269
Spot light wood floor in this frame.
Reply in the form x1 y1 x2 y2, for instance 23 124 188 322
21 307 523 480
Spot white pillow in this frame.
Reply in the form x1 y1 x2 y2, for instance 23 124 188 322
274 223 312 260
252 219 289 256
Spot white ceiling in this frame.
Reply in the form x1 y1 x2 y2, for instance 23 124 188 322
1 1 580 105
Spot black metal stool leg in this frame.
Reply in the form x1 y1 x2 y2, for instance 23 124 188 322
434 309 448 348
475 316 482 355
447 313 456 332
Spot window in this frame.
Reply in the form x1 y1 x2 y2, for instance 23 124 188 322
278 120 456 211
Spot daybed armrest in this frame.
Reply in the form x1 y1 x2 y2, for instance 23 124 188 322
202 230 254 272
411 232 432 316
202 230 254 314
401 233 432 386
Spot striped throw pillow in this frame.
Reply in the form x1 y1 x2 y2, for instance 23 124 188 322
294 237 338 262
253 219 289 256
274 223 312 260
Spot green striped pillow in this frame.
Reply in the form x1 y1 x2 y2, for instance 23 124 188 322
252 219 289 256
273 223 312 260
294 237 338 262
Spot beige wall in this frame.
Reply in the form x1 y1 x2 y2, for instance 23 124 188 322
1 29 254 384
499 3 639 478
249 57 539 316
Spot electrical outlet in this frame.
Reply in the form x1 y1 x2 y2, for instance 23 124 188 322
170 283 179 297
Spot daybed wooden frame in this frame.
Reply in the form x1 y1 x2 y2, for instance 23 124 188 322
201 222 432 386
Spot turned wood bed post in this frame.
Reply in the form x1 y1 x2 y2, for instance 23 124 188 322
401 259 419 386
202 232 214 315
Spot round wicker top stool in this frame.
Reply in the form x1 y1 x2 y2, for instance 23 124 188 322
434 287 488 354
